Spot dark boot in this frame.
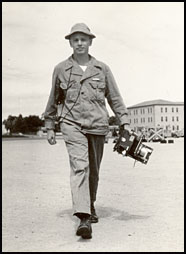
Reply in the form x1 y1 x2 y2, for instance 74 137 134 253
90 203 99 223
76 214 92 239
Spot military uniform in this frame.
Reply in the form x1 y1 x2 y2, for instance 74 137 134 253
44 54 129 216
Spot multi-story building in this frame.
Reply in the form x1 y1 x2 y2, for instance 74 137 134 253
127 99 184 134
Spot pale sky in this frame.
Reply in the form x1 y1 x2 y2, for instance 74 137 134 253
2 2 184 121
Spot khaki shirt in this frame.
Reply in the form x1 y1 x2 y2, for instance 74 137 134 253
44 55 129 135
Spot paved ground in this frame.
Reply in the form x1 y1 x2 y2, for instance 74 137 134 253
2 137 184 252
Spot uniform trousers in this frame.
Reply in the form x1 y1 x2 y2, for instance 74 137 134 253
60 121 105 215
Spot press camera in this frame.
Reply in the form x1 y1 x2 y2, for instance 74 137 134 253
113 129 153 164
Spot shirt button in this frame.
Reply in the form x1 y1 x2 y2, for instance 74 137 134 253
81 92 84 95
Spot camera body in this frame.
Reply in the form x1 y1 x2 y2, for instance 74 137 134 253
113 130 153 164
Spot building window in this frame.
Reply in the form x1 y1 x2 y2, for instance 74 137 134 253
141 118 143 123
161 117 163 122
172 116 174 121
161 107 163 113
151 117 153 122
136 110 138 115
143 118 145 123
176 107 178 112
177 126 179 130
165 116 168 122
148 108 152 114
134 110 135 115
143 109 145 114
141 109 142 114
172 107 174 112
165 107 167 113
177 117 179 121
172 126 175 130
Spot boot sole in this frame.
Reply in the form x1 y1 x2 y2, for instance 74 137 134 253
76 226 92 239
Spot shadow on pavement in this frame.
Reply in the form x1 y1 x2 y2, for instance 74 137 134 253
57 206 150 221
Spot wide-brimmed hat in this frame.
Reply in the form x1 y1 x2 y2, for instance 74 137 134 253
65 23 96 40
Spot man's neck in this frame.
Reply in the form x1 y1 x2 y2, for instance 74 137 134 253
73 53 90 66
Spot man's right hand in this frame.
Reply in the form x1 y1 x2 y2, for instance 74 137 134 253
47 129 57 145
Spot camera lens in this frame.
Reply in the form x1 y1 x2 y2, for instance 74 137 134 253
139 147 148 157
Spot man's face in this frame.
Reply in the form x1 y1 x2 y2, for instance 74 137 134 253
69 33 92 55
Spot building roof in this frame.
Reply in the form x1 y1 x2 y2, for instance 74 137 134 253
127 99 184 109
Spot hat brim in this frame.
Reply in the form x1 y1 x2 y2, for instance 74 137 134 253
65 31 96 40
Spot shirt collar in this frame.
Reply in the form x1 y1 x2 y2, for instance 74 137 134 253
64 55 102 71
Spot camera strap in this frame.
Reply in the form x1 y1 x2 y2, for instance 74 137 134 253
57 66 82 123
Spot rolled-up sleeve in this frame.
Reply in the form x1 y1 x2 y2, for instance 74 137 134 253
44 67 58 129
105 65 129 126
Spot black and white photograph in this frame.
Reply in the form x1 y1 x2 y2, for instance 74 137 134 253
2 2 184 252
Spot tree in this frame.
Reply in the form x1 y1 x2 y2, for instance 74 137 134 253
12 114 24 133
23 115 44 133
3 115 17 134
3 114 44 134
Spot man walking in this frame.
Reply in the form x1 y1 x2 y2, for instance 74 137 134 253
44 23 130 239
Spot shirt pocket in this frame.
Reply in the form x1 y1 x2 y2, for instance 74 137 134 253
66 81 80 103
89 81 106 103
